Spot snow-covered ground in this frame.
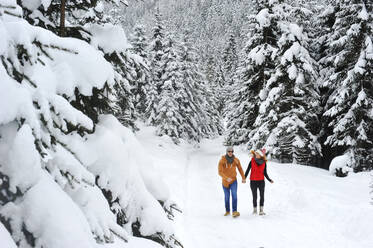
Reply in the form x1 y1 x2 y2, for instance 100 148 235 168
136 124 373 248
0 223 17 248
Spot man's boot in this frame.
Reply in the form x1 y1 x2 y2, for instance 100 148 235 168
224 212 230 216
232 211 240 218
259 206 265 215
252 207 257 215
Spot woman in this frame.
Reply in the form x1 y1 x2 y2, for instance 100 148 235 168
244 148 274 215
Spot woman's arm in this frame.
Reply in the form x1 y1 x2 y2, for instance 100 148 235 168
264 163 273 182
244 161 252 178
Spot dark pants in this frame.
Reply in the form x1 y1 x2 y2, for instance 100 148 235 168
222 180 238 212
250 180 265 207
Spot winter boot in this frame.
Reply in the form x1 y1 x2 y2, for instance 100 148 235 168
259 206 266 215
252 207 257 215
232 211 240 218
224 212 230 216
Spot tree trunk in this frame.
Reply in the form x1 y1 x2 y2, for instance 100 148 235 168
60 0 66 37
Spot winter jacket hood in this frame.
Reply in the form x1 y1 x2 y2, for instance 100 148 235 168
254 158 265 165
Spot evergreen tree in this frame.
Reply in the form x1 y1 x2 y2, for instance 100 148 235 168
318 3 339 100
3 2 183 247
205 56 217 87
131 24 149 58
205 56 225 116
316 3 340 169
323 0 373 171
179 33 223 140
202 79 225 136
20 0 128 38
221 33 239 118
0 2 129 245
130 24 152 120
214 61 227 115
152 30 223 143
19 0 138 129
225 0 279 146
145 80 160 125
155 34 184 143
222 32 239 88
110 49 138 130
146 10 166 125
247 1 321 165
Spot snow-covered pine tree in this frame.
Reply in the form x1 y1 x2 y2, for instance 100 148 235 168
317 3 339 98
202 81 225 137
206 56 226 116
78 5 138 130
205 56 217 87
222 32 239 89
145 79 160 125
221 32 240 120
0 1 182 247
316 2 340 169
130 24 152 119
286 0 319 58
214 62 227 115
131 24 149 58
20 0 128 37
248 1 321 165
225 0 279 146
19 0 138 129
179 33 223 140
146 10 166 125
155 34 184 143
0 2 128 246
323 0 373 171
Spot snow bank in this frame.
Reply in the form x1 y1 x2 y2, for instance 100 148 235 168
329 154 352 177
0 222 17 248
104 237 163 248
0 124 98 248
67 115 175 238
85 23 132 54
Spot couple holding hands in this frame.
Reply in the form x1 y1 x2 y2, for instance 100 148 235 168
218 146 274 218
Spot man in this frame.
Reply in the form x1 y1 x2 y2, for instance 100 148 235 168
218 146 246 217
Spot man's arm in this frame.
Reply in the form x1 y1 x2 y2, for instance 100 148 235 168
236 159 245 180
218 159 229 181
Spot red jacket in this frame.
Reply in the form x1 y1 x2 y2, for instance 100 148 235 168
250 157 265 180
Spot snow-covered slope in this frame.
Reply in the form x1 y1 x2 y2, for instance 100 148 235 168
0 223 17 248
136 124 373 248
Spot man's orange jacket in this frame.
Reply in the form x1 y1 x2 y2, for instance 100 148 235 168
218 155 245 188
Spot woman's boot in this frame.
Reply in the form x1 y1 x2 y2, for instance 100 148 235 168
252 207 257 214
259 206 265 215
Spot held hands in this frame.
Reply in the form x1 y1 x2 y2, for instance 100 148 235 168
242 179 246 183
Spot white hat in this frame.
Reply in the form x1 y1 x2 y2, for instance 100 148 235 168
255 148 266 157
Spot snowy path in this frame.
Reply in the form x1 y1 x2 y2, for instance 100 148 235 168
136 130 373 248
